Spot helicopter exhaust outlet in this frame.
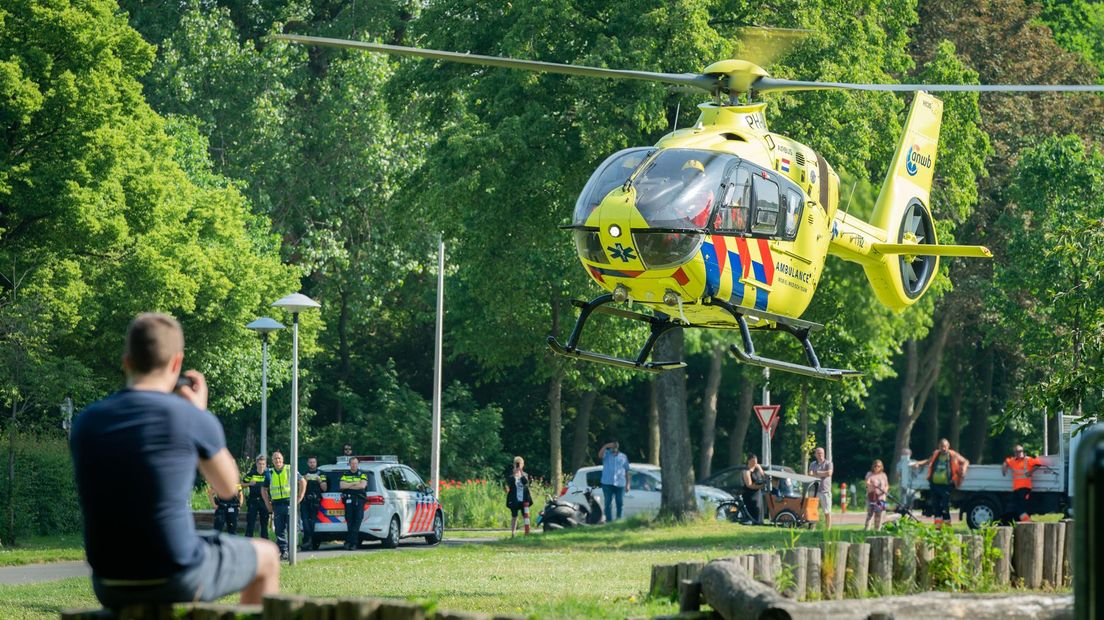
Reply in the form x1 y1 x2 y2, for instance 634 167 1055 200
612 284 630 303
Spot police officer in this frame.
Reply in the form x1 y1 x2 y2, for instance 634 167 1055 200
207 482 244 535
242 455 269 539
339 457 368 550
262 450 306 561
300 456 327 551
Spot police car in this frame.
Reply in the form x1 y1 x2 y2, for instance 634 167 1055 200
307 456 443 549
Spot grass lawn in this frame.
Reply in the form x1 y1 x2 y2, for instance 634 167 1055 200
0 534 85 567
0 518 890 619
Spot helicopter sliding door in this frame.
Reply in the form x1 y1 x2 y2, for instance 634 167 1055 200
710 163 803 241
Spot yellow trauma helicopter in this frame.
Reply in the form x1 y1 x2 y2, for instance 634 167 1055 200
277 33 1104 380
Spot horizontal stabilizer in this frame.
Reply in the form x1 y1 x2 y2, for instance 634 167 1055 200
871 243 992 258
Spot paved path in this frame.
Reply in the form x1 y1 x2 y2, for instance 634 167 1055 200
0 536 499 586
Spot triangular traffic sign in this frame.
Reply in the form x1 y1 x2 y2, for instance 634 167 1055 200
753 404 781 431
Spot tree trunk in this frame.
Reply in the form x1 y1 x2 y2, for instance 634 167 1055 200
891 317 951 480
698 342 724 480
547 298 564 490
729 374 754 466
655 329 697 519
570 390 597 472
950 361 963 449
966 349 994 463
799 385 809 473
926 391 940 453
648 377 660 465
335 288 350 425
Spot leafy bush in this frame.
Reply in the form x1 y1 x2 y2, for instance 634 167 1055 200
0 434 82 541
439 478 550 528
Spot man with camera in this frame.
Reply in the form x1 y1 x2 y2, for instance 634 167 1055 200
71 313 280 607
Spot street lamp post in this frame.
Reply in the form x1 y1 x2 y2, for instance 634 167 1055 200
246 317 286 459
272 293 320 566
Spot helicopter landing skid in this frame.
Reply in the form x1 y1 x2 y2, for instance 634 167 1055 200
709 299 862 381
546 294 687 374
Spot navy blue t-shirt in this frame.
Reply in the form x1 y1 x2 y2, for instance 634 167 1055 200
70 389 225 579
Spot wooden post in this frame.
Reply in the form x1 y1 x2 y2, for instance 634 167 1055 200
650 564 678 599
302 599 338 620
264 596 308 620
868 536 893 595
378 600 426 620
892 536 917 591
754 551 776 586
805 547 822 600
678 579 703 612
993 527 1013 586
678 561 705 584
1042 521 1066 588
435 613 491 620
782 547 807 600
336 599 383 620
820 541 849 600
846 542 870 598
60 612 114 620
963 534 983 580
1014 522 1045 589
916 540 935 591
1062 518 1074 586
699 558 796 619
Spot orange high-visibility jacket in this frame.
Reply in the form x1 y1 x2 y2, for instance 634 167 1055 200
926 449 968 487
1004 456 1042 491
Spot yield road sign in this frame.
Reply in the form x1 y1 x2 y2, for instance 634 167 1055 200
754 405 781 431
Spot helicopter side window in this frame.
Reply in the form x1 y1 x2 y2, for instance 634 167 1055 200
752 174 780 236
783 189 803 240
572 147 654 226
712 166 752 233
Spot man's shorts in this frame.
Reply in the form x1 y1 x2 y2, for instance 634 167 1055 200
818 489 832 513
92 533 258 608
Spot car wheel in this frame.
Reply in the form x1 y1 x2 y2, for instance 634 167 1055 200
381 516 400 548
425 512 443 546
774 510 799 527
965 497 1001 530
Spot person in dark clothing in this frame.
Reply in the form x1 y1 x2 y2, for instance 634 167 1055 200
300 456 327 551
339 458 369 550
505 456 533 537
741 454 767 525
242 455 270 539
208 483 244 535
70 313 279 607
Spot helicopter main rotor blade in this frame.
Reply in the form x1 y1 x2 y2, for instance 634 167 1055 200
275 34 719 92
753 77 1104 93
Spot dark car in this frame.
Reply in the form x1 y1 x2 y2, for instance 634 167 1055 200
703 464 802 498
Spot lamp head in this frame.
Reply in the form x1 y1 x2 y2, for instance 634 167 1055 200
272 292 321 314
246 317 286 335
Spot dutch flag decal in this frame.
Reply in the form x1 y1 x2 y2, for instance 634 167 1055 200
780 158 791 173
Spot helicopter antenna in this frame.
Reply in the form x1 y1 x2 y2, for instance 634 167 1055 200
672 101 681 131
843 181 858 216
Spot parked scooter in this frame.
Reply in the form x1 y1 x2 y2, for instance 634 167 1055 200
539 486 605 530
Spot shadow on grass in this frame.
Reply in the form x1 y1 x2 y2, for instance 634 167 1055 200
494 516 887 553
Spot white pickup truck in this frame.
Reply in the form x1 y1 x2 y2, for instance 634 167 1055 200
900 416 1086 529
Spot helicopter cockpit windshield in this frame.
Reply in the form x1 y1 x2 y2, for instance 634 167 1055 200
633 149 735 229
573 147 655 226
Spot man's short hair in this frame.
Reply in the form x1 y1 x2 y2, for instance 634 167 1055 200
125 313 184 374
256 455 266 462
271 450 283 459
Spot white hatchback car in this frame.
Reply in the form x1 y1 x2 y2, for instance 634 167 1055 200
306 456 443 549
562 463 733 519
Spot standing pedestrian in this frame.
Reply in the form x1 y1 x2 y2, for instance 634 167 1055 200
922 438 969 529
505 456 533 537
598 440 631 521
741 454 767 525
70 313 279 607
208 482 244 535
1002 444 1043 522
864 460 889 531
300 456 327 551
808 447 834 529
339 457 368 550
262 451 306 560
243 455 269 539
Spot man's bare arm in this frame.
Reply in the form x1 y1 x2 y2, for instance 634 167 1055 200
199 448 241 501
297 477 307 503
